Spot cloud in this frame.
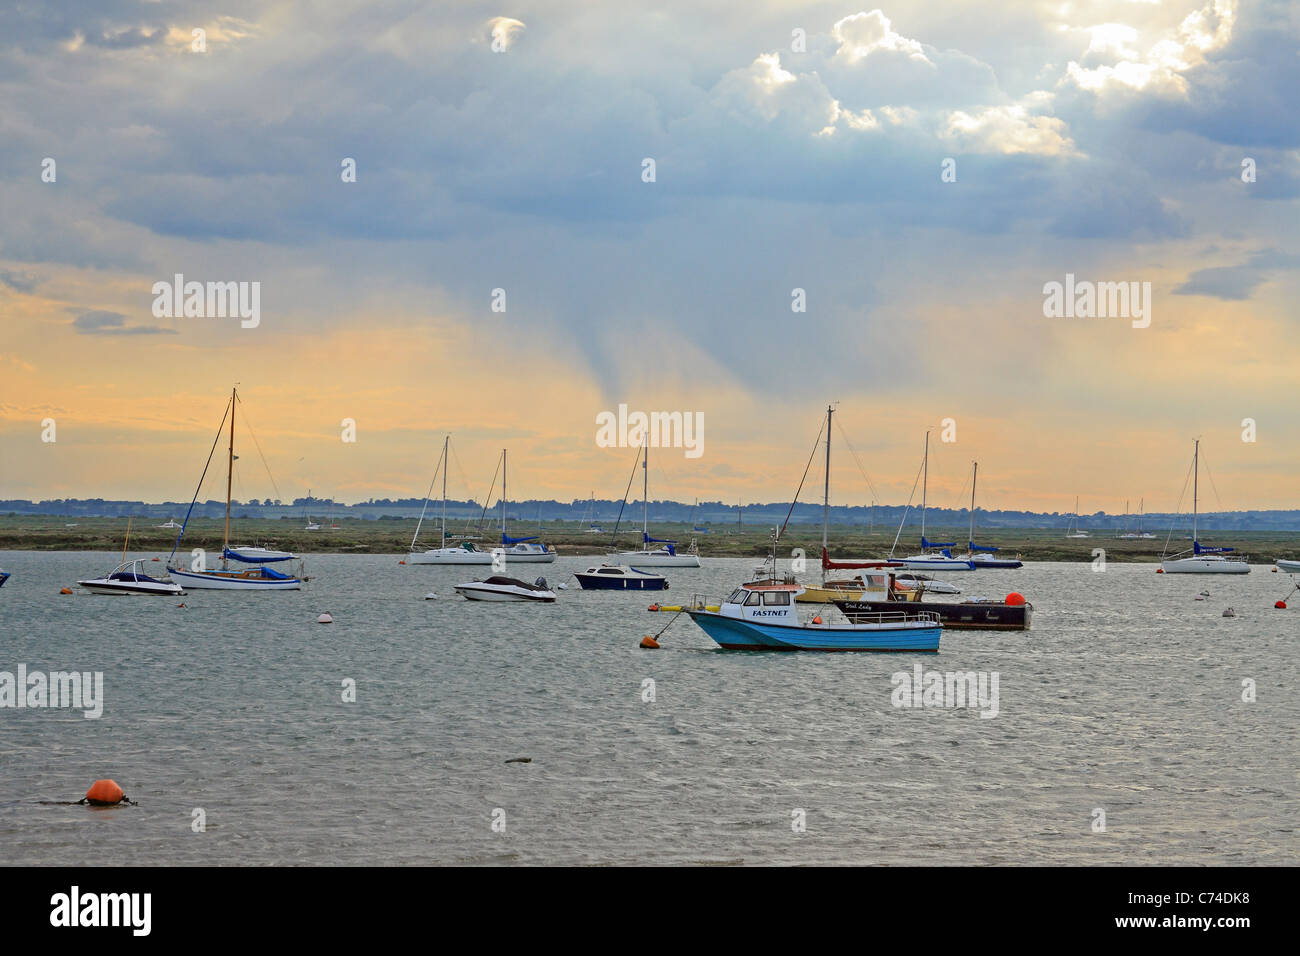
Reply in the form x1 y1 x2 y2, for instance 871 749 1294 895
0 268 39 292
832 10 930 64
72 309 176 335
941 102 1078 156
1063 0 1237 97
1173 248 1300 300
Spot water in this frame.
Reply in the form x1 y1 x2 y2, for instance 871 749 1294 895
0 551 1294 865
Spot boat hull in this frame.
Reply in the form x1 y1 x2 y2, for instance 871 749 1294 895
796 583 865 603
168 567 302 590
78 578 183 596
686 611 940 652
407 550 495 565
453 584 555 602
1160 558 1250 574
895 556 976 571
970 558 1024 569
837 598 1031 631
1277 559 1300 574
0 571 9 588
612 551 701 568
574 573 668 591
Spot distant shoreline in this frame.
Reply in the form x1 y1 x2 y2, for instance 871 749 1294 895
3 516 1297 563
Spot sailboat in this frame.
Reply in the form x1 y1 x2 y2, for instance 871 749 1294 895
494 450 557 562
79 517 184 596
609 441 701 567
964 462 1023 568
580 491 605 533
1118 497 1156 538
1160 440 1249 574
798 404 886 602
304 489 322 531
166 387 304 590
893 431 975 571
408 436 493 565
1065 496 1090 538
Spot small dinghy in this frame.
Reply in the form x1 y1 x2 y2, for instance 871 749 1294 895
454 575 557 603
0 569 10 588
574 564 669 591
1275 559 1300 574
79 559 184 596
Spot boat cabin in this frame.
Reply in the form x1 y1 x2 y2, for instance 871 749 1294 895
719 582 805 624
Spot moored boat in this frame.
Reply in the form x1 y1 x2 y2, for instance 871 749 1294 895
574 564 669 590
454 575 557 602
79 559 184 596
165 387 304 590
963 463 1023 568
686 580 940 652
609 441 702 568
0 570 9 588
1277 559 1300 574
892 431 975 571
835 570 1032 630
1160 440 1249 574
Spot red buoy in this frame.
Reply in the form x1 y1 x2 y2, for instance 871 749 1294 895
1005 592 1026 606
648 603 659 612
1156 568 1164 573
1275 600 1287 609
84 779 125 805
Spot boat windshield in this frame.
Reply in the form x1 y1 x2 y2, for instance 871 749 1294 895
725 589 746 603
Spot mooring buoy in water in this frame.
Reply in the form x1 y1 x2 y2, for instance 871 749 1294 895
1222 607 1236 617
83 779 126 806
398 560 406 565
640 635 660 649
1275 600 1288 609
59 587 72 594
317 612 333 624
424 592 437 600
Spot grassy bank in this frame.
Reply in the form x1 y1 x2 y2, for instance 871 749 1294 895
3 515 1299 563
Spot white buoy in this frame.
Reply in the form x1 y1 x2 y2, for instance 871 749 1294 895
1194 595 1206 601
1222 607 1235 617
424 592 438 600
317 612 333 624
556 582 568 590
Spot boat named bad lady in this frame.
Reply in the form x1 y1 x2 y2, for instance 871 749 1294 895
166 387 304 590
686 579 941 652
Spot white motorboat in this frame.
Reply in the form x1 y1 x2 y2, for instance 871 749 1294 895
893 573 961 594
79 559 183 596
224 545 297 563
609 440 701 567
1160 440 1249 574
454 575 557 602
1276 559 1300 574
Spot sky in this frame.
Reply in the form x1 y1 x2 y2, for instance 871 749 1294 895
0 0 1297 513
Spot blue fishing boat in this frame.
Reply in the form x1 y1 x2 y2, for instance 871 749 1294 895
0 570 10 588
686 581 941 652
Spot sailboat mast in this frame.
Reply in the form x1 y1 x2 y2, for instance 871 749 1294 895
822 405 832 553
501 449 507 538
223 386 236 558
968 461 977 547
920 430 929 542
642 439 648 538
441 435 448 549
1192 439 1199 542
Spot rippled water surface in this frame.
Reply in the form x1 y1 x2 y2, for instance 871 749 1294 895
0 551 1295 865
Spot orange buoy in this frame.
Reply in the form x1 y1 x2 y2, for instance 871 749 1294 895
84 779 125 806
648 603 660 612
1005 592 1026 606
1275 600 1287 609
152 557 160 561
640 635 660 649
812 615 823 624
398 560 406 565
59 587 72 594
